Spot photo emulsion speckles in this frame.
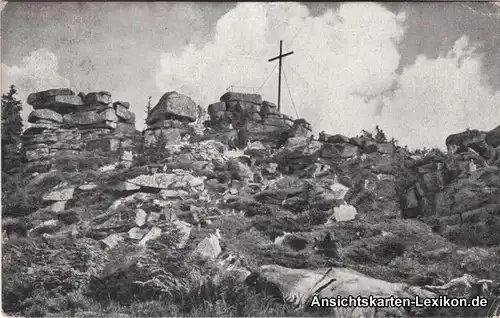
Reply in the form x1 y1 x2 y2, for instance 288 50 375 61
1 2 500 317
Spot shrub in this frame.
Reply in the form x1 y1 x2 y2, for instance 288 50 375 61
1 171 46 218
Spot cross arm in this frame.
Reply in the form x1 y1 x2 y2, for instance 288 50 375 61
268 51 294 62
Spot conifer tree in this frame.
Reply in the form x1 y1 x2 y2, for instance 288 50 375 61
145 96 152 124
1 85 24 173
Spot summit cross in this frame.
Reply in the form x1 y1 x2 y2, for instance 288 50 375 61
268 40 294 113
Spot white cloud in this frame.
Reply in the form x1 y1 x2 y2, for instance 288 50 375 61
156 2 406 136
378 36 500 150
1 48 72 122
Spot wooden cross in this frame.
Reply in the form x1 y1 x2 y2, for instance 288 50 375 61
268 40 294 113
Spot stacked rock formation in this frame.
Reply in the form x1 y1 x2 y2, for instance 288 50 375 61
143 91 199 146
22 88 137 172
205 92 312 147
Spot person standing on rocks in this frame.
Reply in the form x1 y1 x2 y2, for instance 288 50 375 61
235 117 249 150
237 125 249 150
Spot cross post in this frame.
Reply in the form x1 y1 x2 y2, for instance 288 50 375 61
268 40 293 113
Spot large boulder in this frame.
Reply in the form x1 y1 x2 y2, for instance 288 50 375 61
485 125 500 148
365 142 395 155
261 104 281 117
193 231 222 260
146 92 197 124
28 109 63 123
115 104 135 124
325 134 350 144
113 101 130 109
226 158 254 181
208 102 226 113
63 108 118 126
248 265 436 315
321 143 359 159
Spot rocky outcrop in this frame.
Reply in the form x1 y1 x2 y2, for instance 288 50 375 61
204 92 300 148
445 129 495 159
22 88 138 172
400 127 500 246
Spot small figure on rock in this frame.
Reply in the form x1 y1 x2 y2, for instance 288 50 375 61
237 126 249 150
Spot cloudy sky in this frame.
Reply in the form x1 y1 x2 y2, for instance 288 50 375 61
2 2 500 150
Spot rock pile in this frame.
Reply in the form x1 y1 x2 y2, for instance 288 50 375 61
22 88 137 172
143 91 199 146
205 92 307 146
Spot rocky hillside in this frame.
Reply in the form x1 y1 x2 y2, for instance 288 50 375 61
2 89 500 317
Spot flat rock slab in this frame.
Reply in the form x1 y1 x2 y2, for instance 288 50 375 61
28 109 63 123
27 88 74 105
110 181 141 192
63 108 118 126
128 173 205 190
159 189 189 199
42 185 75 201
84 91 112 105
220 92 262 105
31 95 85 113
78 184 98 191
